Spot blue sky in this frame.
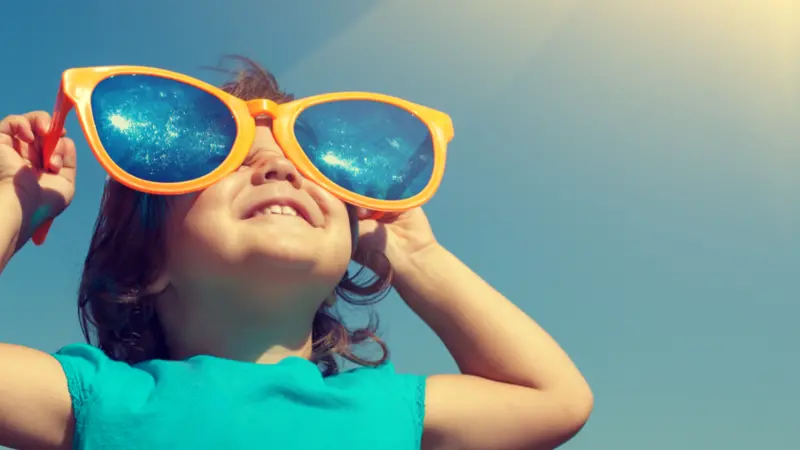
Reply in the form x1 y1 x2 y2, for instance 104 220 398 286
1 1 797 448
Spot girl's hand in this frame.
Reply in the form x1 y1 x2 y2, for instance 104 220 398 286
0 112 77 242
355 207 439 282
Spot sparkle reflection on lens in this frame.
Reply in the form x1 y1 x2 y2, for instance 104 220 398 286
92 75 237 183
294 100 434 201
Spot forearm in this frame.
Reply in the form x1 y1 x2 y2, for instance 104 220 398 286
394 244 590 396
0 187 23 273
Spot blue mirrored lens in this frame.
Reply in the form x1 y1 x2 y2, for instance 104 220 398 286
92 75 237 183
294 100 434 201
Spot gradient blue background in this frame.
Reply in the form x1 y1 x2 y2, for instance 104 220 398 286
1 1 797 448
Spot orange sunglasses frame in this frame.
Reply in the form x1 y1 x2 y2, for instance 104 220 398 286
33 66 454 245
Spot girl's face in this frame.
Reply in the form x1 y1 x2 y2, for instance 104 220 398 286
160 123 353 315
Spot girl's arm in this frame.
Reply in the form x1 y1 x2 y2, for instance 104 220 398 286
395 245 593 450
0 343 75 450
0 185 23 272
0 114 78 449
0 191 75 450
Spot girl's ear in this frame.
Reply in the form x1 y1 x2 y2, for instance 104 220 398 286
145 271 171 295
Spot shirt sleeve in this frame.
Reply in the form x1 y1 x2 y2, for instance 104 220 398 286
372 361 428 447
51 343 132 444
392 366 427 441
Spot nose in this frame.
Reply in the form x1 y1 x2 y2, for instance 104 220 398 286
250 152 303 189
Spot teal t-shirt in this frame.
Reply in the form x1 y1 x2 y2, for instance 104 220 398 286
53 344 426 449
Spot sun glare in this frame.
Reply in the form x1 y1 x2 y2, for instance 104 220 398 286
321 151 362 174
108 114 133 132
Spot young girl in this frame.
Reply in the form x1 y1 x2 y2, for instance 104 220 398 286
0 59 592 450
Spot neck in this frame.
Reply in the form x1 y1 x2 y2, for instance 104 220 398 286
164 287 320 364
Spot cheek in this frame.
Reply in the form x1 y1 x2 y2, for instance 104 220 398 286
329 203 357 266
318 190 354 244
164 193 244 275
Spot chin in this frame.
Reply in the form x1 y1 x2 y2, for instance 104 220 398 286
238 220 350 266
170 215 352 295
233 237 349 282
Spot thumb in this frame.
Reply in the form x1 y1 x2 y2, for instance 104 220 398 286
358 217 379 238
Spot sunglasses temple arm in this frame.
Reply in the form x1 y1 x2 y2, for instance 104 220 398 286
32 89 72 246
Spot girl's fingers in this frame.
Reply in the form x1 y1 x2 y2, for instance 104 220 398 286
356 207 372 220
0 131 12 148
0 115 36 143
50 137 77 175
28 112 57 170
20 141 43 169
23 111 53 137
355 208 396 220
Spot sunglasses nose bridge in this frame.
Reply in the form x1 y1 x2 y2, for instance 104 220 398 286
246 99 279 119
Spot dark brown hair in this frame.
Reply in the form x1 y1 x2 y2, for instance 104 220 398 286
77 56 391 376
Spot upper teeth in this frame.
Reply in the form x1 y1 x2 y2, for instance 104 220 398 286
254 205 298 217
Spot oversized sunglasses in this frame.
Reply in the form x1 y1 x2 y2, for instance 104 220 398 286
34 66 454 245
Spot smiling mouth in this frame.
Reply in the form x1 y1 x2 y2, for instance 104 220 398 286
245 202 312 225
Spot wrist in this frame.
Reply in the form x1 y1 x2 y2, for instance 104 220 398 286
0 180 24 220
391 242 451 294
0 173 44 233
0 184 26 264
